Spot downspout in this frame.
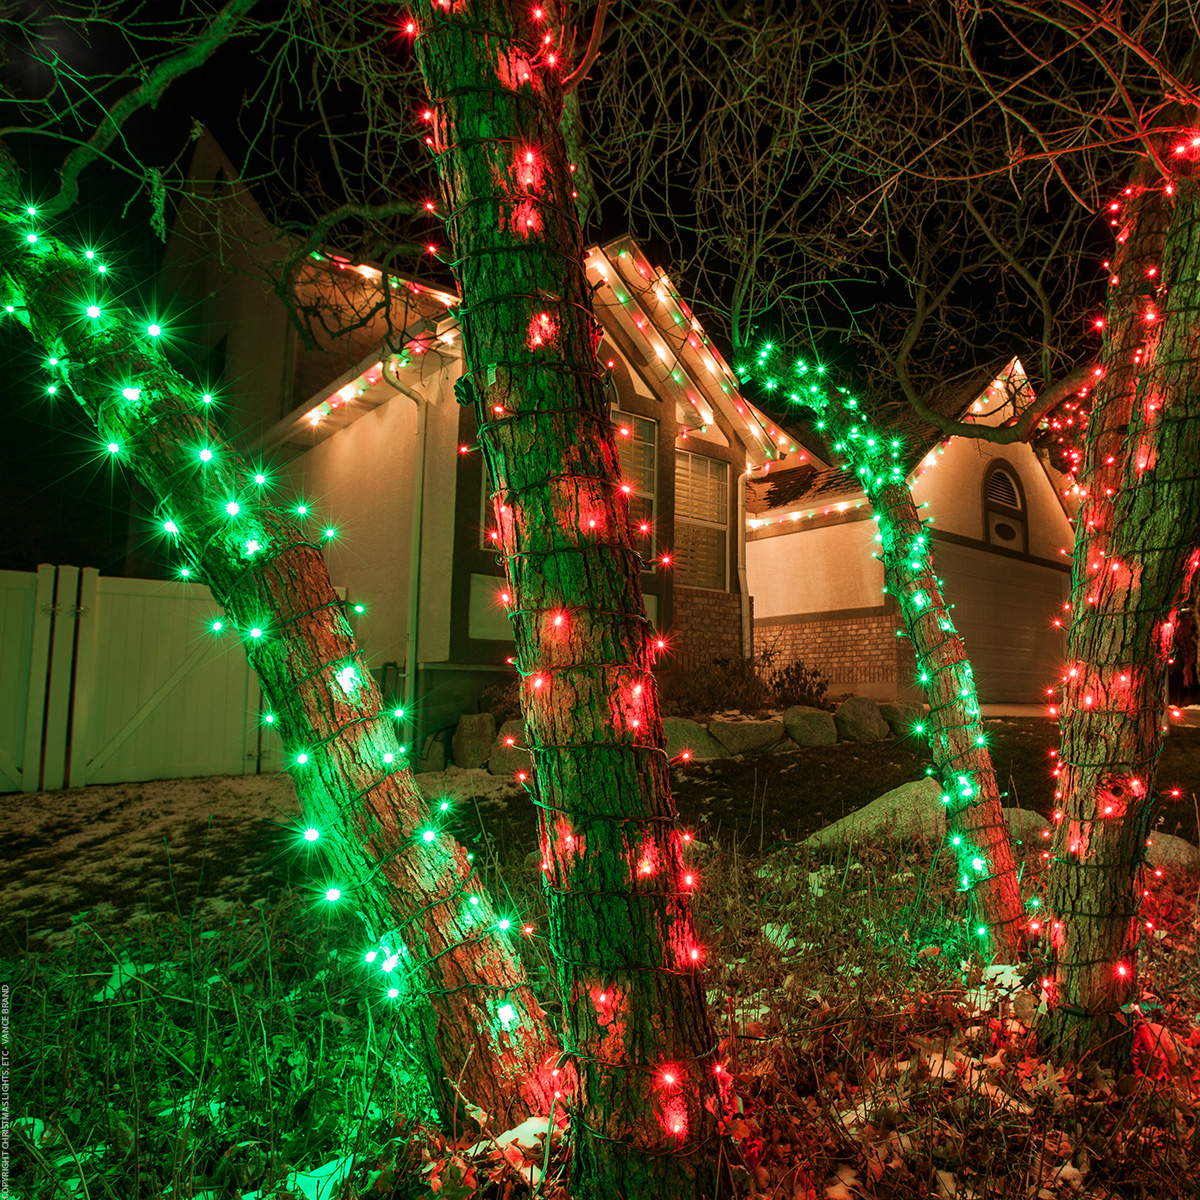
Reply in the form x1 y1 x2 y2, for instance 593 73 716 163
382 356 429 720
405 400 429 719
737 465 752 658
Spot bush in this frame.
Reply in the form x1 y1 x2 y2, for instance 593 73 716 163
770 658 830 710
480 678 523 726
662 653 776 717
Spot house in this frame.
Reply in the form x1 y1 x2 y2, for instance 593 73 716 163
159 134 788 763
746 361 1078 704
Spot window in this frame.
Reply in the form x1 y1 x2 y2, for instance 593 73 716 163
675 451 728 589
984 463 1026 552
614 408 657 534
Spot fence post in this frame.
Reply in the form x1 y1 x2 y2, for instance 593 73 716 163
41 565 79 791
20 564 57 792
67 568 100 788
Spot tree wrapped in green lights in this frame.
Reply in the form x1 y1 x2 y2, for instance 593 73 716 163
743 350 1027 958
0 149 562 1127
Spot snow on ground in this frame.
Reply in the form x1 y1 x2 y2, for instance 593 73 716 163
0 768 520 954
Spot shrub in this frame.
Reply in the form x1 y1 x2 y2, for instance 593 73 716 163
770 659 830 710
480 678 523 726
662 653 776 717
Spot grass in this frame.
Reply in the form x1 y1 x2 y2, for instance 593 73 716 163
7 720 1200 1198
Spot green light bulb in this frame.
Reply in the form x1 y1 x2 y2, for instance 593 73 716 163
85 249 95 259
46 385 57 396
147 324 161 337
365 950 377 963
164 520 179 534
202 394 213 403
353 603 365 613
325 887 341 902
296 753 308 764
254 473 266 485
250 627 262 639
497 1003 517 1029
179 567 190 578
225 500 240 516
122 387 140 401
421 829 436 843
393 707 405 719
497 918 511 931
211 620 223 632
439 800 450 812
323 527 336 539
199 448 213 462
296 504 308 516
86 305 100 319
303 827 319 842
26 233 37 244
386 986 399 999
264 714 274 724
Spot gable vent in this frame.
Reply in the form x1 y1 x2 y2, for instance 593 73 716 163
987 467 1020 509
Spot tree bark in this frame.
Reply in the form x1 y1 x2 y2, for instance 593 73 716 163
743 363 1027 958
413 3 725 1194
1047 174 1200 1063
1 207 560 1128
866 474 1026 961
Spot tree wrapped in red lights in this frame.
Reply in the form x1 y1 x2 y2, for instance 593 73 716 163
1046 162 1200 1060
412 1 725 1192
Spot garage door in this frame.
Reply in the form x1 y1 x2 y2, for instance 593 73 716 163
935 542 1069 704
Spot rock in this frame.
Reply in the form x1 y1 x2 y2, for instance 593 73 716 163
413 734 447 774
834 696 890 743
783 705 837 747
663 717 727 762
488 719 533 778
452 712 497 770
878 702 924 739
708 718 785 756
1148 833 1200 872
1003 807 1051 847
805 778 945 848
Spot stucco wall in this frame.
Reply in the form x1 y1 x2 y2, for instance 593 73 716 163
746 518 884 620
911 439 1074 561
287 371 458 670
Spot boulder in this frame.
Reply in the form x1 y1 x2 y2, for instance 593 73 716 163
1148 833 1200 873
834 696 890 743
452 712 497 770
708 718 785 756
664 717 727 762
805 778 945 848
414 734 447 774
488 719 533 778
783 705 837 747
1003 808 1051 847
878 702 924 739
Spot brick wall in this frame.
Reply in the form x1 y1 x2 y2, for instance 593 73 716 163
755 609 915 695
672 586 744 670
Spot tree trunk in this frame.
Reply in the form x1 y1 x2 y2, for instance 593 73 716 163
1048 174 1200 1063
2 209 560 1128
741 361 1027 958
414 3 725 1194
867 474 1026 960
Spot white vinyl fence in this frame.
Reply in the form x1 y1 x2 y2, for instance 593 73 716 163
0 565 283 793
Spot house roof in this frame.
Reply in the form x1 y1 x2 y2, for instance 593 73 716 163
745 358 1046 520
266 238 785 468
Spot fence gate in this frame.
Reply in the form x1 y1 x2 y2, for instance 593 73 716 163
0 564 282 793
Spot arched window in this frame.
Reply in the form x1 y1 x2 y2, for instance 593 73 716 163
983 462 1027 552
